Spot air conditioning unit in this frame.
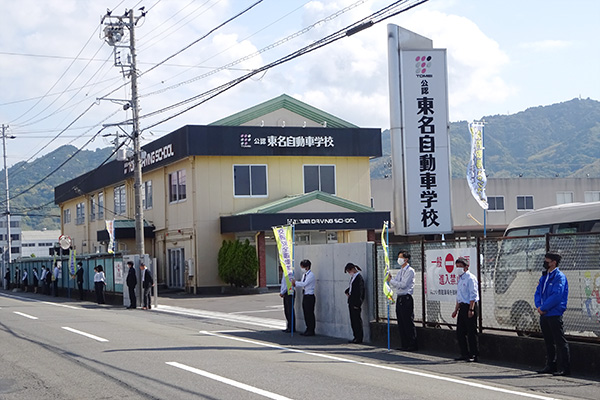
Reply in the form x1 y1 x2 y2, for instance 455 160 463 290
117 148 128 161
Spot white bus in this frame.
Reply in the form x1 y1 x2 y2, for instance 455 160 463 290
493 202 600 336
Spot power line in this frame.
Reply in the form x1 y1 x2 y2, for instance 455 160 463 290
139 0 428 130
141 0 264 78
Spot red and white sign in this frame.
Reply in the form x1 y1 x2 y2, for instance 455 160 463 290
425 248 477 302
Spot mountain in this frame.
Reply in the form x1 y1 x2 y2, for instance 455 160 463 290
0 146 114 231
371 97 600 179
2 98 598 231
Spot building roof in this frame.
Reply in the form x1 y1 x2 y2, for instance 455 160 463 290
234 191 375 215
209 94 359 128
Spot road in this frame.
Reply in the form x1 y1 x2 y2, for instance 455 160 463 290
0 291 597 400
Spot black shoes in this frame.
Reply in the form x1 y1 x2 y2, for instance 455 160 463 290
537 366 557 374
300 331 315 336
468 356 478 363
348 339 363 344
552 370 571 377
454 356 470 361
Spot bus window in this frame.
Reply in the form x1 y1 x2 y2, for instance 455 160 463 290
554 223 578 234
529 226 550 236
506 228 528 237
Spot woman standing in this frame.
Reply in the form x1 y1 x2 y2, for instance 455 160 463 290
94 266 106 304
32 267 39 293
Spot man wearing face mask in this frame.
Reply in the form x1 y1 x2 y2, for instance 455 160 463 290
534 252 570 376
451 257 479 362
291 259 316 336
344 263 365 344
386 250 417 351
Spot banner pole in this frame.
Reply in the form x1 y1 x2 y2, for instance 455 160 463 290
291 223 295 338
386 223 391 351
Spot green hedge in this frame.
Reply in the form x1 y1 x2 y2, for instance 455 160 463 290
217 239 258 287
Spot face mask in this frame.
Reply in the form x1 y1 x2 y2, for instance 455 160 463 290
301 268 306 273
457 268 465 276
397 258 405 266
543 261 550 270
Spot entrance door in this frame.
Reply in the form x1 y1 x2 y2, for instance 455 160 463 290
168 248 184 288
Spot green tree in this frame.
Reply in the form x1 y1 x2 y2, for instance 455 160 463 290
217 239 258 287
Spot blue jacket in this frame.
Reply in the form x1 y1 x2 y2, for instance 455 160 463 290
534 268 568 317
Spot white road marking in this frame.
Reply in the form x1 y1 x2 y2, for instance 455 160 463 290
41 301 81 310
166 361 294 400
62 327 109 342
230 309 283 314
199 331 559 400
13 311 38 320
155 305 285 330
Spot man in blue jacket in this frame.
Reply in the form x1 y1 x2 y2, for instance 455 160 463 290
534 251 570 376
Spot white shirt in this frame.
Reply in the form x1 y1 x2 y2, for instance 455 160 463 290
389 264 415 295
280 274 294 295
94 272 105 283
456 271 479 304
294 269 316 295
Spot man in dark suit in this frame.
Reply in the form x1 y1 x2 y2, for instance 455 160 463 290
139 262 154 310
345 263 365 344
75 262 85 300
126 261 137 309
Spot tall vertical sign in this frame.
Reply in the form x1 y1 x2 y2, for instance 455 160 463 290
400 49 453 234
388 25 453 235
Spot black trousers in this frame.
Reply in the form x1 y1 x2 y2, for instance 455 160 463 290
540 315 570 372
282 293 295 331
396 294 417 349
53 280 58 297
128 285 137 308
94 282 105 304
77 281 84 300
349 304 363 342
143 286 152 309
457 303 478 357
302 294 316 334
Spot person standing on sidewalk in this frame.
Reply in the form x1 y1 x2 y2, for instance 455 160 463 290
76 262 85 300
126 261 138 309
279 272 295 333
387 250 417 351
291 259 316 336
94 266 106 304
32 267 39 293
140 263 154 310
535 251 570 376
451 257 480 362
345 263 365 344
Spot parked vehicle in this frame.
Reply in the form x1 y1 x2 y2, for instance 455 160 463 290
493 202 600 336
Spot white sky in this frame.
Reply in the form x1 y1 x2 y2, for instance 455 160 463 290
0 0 598 166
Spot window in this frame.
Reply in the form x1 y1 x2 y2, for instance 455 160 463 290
63 209 71 224
233 165 267 197
114 185 126 215
22 243 35 247
556 191 573 205
10 234 20 241
516 195 534 211
10 221 19 228
169 170 186 203
303 165 336 194
487 196 505 211
90 195 96 221
585 191 600 203
98 192 104 219
143 180 153 209
76 202 85 225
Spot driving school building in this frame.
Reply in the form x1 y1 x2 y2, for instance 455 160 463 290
55 95 389 291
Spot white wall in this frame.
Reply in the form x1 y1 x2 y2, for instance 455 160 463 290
292 242 375 342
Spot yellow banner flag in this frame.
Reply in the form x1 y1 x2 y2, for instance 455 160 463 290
381 221 394 302
272 225 294 294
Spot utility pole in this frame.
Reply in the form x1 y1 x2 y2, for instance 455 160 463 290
101 8 147 257
1 124 15 277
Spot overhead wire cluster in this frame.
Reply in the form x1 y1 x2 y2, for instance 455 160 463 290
3 0 429 220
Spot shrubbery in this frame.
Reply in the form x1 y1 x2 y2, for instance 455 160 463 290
217 239 258 287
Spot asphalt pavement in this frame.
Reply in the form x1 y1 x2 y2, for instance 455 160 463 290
2 287 599 400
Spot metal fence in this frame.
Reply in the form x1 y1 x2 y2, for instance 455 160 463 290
376 232 600 342
3 253 124 297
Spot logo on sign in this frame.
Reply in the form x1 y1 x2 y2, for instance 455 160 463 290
444 253 455 273
415 55 433 78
